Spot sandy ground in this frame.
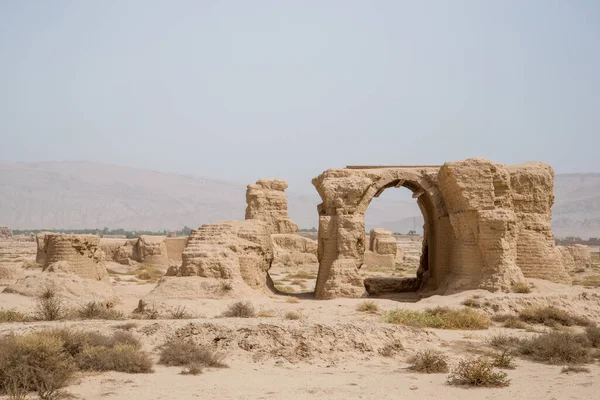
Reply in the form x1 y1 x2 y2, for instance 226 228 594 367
1 239 600 400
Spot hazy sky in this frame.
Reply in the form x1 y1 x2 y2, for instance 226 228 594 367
1 0 598 194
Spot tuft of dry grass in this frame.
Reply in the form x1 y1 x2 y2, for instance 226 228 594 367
356 300 380 314
219 281 233 292
169 306 194 319
461 297 482 308
518 306 593 327
181 363 204 375
561 366 590 374
447 357 510 387
511 282 531 293
492 314 529 329
35 285 67 321
115 322 138 331
285 297 300 304
383 307 490 330
487 333 521 349
283 310 304 320
491 350 516 369
221 301 256 318
275 285 296 293
256 308 276 318
517 331 591 364
159 340 227 369
134 264 163 283
0 308 29 323
77 301 124 320
407 349 449 373
585 326 600 347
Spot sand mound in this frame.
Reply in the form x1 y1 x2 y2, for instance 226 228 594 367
147 321 436 363
0 265 25 284
144 276 261 301
3 273 116 303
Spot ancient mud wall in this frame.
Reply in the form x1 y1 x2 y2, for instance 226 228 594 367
167 220 274 293
43 234 109 282
312 159 569 299
164 237 188 263
245 179 298 234
133 235 169 265
363 228 403 272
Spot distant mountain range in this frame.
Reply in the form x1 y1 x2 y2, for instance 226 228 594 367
0 162 598 238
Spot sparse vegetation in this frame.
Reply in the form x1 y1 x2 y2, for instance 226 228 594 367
275 285 296 293
256 308 276 318
219 281 233 292
492 314 529 329
461 297 482 308
561 366 590 374
77 301 124 320
383 307 490 330
511 282 531 293
134 264 163 282
0 308 29 323
517 331 591 364
35 285 67 321
132 300 159 320
0 329 152 399
487 333 521 349
181 363 204 375
356 300 380 314
169 306 194 319
407 349 449 373
221 301 256 318
285 297 300 304
573 274 600 287
585 326 600 347
518 306 593 327
159 340 227 369
491 350 516 369
115 322 138 331
284 310 304 320
447 358 510 387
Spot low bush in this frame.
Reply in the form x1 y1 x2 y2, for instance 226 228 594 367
0 328 152 399
585 326 600 348
518 307 593 328
134 264 163 283
447 358 510 387
169 306 194 319
356 300 380 313
221 301 256 318
511 282 531 293
0 308 29 323
517 331 591 364
159 340 227 369
35 285 67 321
491 350 516 369
383 307 490 330
407 349 449 373
77 301 124 320
284 310 304 320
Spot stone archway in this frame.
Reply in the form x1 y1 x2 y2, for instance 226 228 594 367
311 166 448 299
311 160 572 299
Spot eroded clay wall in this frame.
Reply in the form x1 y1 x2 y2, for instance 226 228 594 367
165 237 188 262
44 234 109 282
245 179 298 234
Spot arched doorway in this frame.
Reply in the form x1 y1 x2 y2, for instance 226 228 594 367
312 166 445 299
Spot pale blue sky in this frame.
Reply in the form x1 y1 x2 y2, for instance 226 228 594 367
1 0 598 194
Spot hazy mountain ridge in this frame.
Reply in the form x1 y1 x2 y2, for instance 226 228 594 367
0 162 598 238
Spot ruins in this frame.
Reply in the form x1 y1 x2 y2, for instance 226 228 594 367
0 227 12 239
245 179 298 234
42 234 109 282
312 158 571 299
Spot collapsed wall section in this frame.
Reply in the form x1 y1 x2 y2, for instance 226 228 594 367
245 179 298 234
43 234 109 282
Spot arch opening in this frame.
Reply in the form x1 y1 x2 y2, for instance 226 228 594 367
361 179 434 296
